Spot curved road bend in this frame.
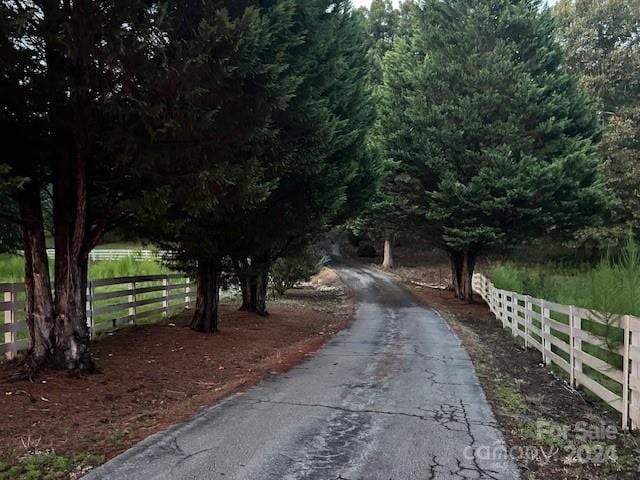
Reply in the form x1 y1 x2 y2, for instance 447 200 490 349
84 261 519 480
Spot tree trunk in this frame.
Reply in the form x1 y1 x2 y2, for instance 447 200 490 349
382 234 394 270
255 270 269 316
234 257 256 312
234 258 250 311
449 251 463 299
246 277 257 312
52 130 95 372
17 185 55 372
460 250 477 304
449 249 477 303
53 252 94 372
191 259 221 333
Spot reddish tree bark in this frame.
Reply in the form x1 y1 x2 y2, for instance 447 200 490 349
17 184 55 372
191 259 221 333
255 270 269 316
449 249 477 303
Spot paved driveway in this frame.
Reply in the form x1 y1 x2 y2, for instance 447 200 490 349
84 262 519 479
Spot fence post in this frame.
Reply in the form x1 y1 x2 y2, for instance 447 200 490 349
573 309 582 387
129 281 136 326
185 277 191 308
162 276 169 318
524 295 531 349
511 294 518 338
86 281 95 340
569 305 575 388
631 321 640 430
4 287 15 361
622 315 631 431
541 299 551 366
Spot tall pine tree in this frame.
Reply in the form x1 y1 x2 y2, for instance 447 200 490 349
378 0 605 301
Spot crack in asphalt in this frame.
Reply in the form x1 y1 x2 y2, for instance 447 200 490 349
252 398 498 431
81 262 519 480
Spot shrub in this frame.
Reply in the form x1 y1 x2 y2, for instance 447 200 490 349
487 238 640 317
347 231 362 247
270 247 324 296
357 244 377 258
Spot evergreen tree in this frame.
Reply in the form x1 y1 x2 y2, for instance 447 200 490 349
1 1 168 372
378 0 605 300
135 0 300 332
362 0 417 269
231 0 374 316
553 0 640 245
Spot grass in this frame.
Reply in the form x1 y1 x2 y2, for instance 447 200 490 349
0 254 171 283
487 238 640 318
486 239 640 401
0 453 104 480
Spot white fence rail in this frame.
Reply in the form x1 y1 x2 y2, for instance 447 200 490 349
1 274 194 360
473 273 640 431
18 249 169 261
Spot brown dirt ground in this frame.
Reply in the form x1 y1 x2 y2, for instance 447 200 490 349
0 269 352 476
362 243 640 480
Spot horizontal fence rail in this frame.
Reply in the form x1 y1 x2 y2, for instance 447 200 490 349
473 273 640 432
1 274 194 359
17 249 170 261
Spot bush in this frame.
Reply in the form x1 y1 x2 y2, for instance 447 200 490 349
270 248 323 296
487 238 640 317
357 244 377 258
347 231 362 247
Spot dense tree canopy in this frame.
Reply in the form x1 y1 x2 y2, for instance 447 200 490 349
374 0 606 300
2 0 636 377
554 0 640 245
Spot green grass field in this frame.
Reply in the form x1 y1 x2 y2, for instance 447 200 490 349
485 240 640 398
0 253 171 283
487 239 640 318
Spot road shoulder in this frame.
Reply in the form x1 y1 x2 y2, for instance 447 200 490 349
0 268 353 480
402 273 640 480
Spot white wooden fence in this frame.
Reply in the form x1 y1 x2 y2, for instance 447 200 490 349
40 249 168 261
1 274 194 360
473 273 640 431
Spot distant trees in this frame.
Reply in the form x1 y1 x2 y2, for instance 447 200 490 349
374 0 606 301
553 0 640 245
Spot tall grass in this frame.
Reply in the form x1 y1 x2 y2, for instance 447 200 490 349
89 257 170 279
488 238 640 317
0 254 171 283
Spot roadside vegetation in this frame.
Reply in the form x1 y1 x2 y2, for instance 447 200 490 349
404 264 640 480
488 239 640 318
0 254 170 283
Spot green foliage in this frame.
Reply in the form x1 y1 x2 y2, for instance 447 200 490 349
0 195 21 254
347 231 363 247
494 380 528 415
270 248 323 296
554 0 640 245
0 453 104 480
89 258 170 280
488 239 640 317
0 255 168 283
229 0 375 266
376 0 605 257
357 244 377 258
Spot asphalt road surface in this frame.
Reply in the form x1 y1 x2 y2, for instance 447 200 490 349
84 262 519 480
